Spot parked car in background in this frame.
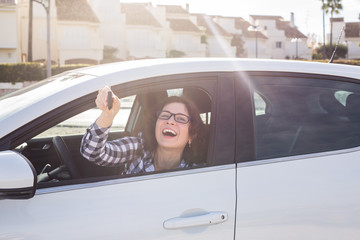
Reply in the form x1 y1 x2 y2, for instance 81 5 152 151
1 58 360 239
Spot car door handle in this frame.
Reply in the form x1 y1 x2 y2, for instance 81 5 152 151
163 211 228 230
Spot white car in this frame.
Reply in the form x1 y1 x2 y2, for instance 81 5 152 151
1 58 360 239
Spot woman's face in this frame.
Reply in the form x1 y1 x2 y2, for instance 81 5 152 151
155 102 190 152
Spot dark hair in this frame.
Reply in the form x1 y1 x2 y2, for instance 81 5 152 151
142 96 207 164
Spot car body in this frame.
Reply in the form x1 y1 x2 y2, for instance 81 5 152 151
0 58 360 239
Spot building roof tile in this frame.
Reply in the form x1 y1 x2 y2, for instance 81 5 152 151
56 0 100 23
121 3 161 27
250 15 283 20
233 17 268 39
158 5 188 14
193 14 231 37
331 17 344 22
167 18 201 33
276 20 307 38
250 15 306 38
345 22 360 38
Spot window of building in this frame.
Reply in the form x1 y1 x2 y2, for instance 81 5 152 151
275 41 282 48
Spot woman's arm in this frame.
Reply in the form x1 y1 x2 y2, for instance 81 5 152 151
80 86 142 167
80 123 142 167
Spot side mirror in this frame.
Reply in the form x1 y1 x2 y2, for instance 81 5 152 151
0 151 37 199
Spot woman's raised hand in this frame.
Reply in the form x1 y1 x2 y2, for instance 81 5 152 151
95 86 121 128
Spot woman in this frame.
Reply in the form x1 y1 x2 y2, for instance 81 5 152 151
80 86 206 174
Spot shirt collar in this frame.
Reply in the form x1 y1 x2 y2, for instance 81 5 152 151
143 153 188 172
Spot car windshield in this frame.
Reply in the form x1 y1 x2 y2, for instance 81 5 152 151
0 72 84 101
0 73 90 121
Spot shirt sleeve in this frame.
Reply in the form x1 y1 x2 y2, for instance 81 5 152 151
80 122 143 167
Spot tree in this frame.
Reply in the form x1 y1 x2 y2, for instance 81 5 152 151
102 46 120 63
321 0 343 47
313 43 347 59
166 50 186 58
231 34 245 58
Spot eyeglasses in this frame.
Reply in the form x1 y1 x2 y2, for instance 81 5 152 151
157 111 191 124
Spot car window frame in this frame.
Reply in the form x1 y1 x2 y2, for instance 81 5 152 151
4 72 239 189
235 71 360 164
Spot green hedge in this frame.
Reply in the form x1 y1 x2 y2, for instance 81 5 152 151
0 63 92 83
0 63 44 83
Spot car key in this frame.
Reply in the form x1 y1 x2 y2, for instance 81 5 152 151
107 91 113 110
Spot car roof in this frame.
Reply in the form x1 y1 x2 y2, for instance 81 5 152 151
1 58 359 139
72 58 360 79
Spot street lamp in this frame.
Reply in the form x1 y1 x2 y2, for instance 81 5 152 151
248 25 259 58
345 40 350 59
33 0 51 78
322 8 326 59
291 37 300 59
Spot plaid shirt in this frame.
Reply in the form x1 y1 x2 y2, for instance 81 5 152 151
80 122 191 175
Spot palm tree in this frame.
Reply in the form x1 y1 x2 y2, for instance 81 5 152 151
320 0 327 59
28 0 33 62
321 0 343 47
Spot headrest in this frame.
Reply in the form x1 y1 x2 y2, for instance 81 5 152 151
138 87 211 114
183 87 211 113
138 90 168 113
346 93 360 122
319 92 346 116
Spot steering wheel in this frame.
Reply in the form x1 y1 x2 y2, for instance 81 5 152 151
52 136 81 179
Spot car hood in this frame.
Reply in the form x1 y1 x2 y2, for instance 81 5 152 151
0 73 96 138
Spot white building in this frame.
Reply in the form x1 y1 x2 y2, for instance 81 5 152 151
331 17 360 59
192 14 236 57
161 5 206 57
0 0 19 63
88 0 125 61
17 0 103 65
344 22 360 59
1 2 314 65
249 15 311 59
120 3 168 59
215 16 268 58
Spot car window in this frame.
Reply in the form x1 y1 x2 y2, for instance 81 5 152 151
254 92 266 116
252 75 360 160
335 90 353 106
29 82 215 187
35 95 135 138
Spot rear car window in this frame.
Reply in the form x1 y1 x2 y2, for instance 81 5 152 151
252 75 360 159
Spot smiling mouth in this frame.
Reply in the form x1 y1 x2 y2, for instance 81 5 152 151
162 129 177 137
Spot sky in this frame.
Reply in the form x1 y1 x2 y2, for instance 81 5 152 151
122 0 360 43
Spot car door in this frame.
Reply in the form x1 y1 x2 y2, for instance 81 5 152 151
0 73 237 240
235 72 360 239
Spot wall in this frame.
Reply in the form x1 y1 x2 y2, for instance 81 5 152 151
0 4 18 63
207 36 236 57
125 27 167 59
170 33 206 57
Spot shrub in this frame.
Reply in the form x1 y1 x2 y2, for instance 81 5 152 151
313 44 348 60
167 50 186 58
0 63 44 83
